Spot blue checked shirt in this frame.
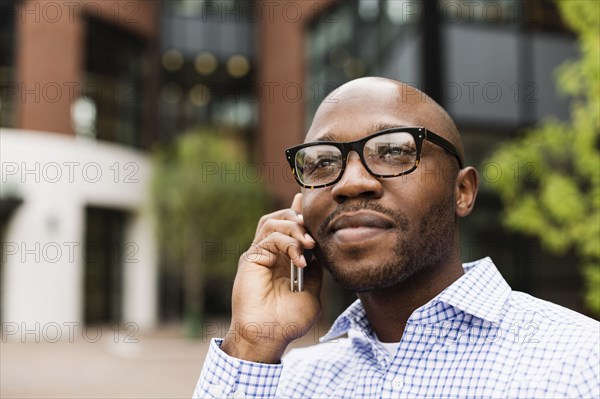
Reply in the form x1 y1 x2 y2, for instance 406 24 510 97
194 257 600 398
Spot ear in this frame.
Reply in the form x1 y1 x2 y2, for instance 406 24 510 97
455 167 479 217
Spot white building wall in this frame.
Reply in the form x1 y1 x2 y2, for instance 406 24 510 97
1 129 158 336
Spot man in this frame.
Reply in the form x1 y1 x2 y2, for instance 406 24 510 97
194 77 599 398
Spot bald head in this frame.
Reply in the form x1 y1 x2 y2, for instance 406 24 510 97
307 77 464 161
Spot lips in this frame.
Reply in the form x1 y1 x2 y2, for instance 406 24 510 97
327 211 394 234
326 212 395 245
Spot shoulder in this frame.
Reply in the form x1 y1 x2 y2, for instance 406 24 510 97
502 290 599 363
492 292 599 396
507 290 598 332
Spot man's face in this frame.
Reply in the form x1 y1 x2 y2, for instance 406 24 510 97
301 80 459 292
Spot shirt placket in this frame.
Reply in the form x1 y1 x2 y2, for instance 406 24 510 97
379 324 423 399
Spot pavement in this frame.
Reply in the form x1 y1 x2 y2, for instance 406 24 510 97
0 321 321 398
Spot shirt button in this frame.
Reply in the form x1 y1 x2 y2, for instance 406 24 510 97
207 383 224 396
391 376 404 389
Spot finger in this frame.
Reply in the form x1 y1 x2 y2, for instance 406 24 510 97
256 208 303 232
255 219 316 249
243 233 306 268
290 193 302 215
288 193 318 249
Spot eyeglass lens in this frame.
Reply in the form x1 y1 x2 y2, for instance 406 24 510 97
295 132 417 186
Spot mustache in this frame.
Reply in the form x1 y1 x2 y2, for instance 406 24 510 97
317 200 410 237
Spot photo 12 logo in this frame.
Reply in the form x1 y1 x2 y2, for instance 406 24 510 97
1 241 139 264
1 81 138 105
17 1 140 24
1 161 140 184
1 322 139 343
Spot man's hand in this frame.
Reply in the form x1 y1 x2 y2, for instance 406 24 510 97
221 193 322 363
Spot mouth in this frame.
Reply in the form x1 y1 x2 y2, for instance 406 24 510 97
327 211 395 244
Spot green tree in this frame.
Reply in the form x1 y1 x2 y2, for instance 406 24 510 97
484 0 599 313
152 130 269 335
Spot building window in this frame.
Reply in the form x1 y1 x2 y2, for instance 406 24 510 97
84 207 126 324
165 0 246 20
159 0 257 143
438 0 570 32
306 0 421 124
82 18 144 148
0 0 17 128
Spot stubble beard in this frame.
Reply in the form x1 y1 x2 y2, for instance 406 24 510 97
314 195 456 293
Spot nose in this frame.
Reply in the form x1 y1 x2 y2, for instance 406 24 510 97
331 151 383 203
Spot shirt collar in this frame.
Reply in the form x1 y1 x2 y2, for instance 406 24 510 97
435 257 511 323
320 257 511 342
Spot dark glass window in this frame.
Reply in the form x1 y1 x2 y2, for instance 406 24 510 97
307 0 573 125
165 0 246 20
83 18 144 147
306 0 422 124
523 0 571 33
0 0 17 127
84 207 126 324
158 0 257 144
438 0 570 32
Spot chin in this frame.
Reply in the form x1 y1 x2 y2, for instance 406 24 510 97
328 261 416 293
317 240 418 293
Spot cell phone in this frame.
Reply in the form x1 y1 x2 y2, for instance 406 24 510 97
290 260 303 292
290 248 313 292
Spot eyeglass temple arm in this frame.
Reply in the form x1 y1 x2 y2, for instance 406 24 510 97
425 131 464 169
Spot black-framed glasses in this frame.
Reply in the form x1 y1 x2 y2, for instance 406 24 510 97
285 127 464 189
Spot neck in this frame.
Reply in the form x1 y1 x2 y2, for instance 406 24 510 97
357 251 464 343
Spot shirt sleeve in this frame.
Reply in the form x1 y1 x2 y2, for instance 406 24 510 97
192 338 283 399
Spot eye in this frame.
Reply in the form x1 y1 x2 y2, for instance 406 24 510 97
304 156 339 176
314 157 337 168
376 144 415 162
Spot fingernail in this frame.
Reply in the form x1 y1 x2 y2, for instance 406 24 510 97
299 254 307 267
297 213 303 220
304 233 315 242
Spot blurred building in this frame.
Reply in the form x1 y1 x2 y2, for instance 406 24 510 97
1 0 590 333
1 0 161 332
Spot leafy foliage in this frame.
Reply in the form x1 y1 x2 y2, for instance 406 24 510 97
152 130 269 330
484 0 599 313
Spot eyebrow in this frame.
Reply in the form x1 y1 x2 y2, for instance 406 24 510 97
314 132 342 142
371 122 407 132
315 123 408 143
